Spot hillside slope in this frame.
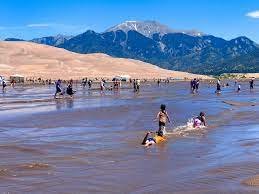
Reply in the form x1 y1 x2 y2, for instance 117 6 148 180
0 41 211 80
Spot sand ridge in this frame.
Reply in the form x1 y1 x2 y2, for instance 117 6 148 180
0 41 212 80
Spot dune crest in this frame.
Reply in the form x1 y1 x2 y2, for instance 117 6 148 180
0 41 211 80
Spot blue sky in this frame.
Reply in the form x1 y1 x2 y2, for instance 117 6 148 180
1 0 259 42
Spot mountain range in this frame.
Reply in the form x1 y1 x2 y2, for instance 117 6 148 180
4 20 259 75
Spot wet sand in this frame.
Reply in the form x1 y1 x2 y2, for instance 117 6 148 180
1 82 259 193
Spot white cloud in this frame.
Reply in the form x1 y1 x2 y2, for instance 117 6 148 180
27 23 51 27
246 10 259 19
25 23 91 35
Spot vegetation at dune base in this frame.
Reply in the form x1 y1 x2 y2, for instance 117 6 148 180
213 73 247 80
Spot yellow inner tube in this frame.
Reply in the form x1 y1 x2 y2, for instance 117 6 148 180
154 135 166 143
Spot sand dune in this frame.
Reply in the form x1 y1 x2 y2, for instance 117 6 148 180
0 41 211 80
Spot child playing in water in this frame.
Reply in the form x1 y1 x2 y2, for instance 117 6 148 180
193 112 206 128
154 104 171 136
141 132 157 146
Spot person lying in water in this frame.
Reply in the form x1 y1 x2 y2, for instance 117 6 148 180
154 104 171 136
141 131 166 147
193 112 206 128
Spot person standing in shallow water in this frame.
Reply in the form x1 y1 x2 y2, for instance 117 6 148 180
136 79 140 92
154 104 171 136
249 79 254 90
2 80 7 93
157 79 161 86
216 79 221 93
100 79 105 91
237 84 241 93
191 78 197 93
88 79 92 89
54 79 63 98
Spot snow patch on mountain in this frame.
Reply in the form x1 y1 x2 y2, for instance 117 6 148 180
106 20 204 38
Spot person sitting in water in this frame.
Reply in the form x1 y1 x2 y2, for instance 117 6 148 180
154 104 171 136
193 112 206 128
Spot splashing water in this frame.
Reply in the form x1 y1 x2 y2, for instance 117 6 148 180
166 118 206 137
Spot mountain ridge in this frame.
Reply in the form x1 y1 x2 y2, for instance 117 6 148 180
4 20 259 75
105 20 204 38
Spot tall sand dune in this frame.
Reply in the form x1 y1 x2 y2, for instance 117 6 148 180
0 41 212 80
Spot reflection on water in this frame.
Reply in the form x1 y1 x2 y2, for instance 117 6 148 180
66 98 74 109
0 82 259 193
55 99 62 110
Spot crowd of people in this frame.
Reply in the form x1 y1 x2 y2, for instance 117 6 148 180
0 76 257 147
1 76 257 97
214 78 255 94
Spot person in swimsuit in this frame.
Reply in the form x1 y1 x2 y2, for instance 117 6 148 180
193 112 206 128
154 104 171 136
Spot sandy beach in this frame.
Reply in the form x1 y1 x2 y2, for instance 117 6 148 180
0 81 259 193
